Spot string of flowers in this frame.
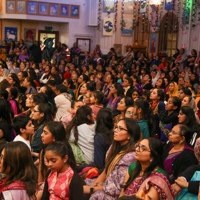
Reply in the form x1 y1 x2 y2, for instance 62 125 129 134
145 0 149 32
191 0 197 28
132 0 137 30
158 0 164 30
114 0 118 31
181 0 188 30
121 0 125 30
136 1 140 27
140 0 146 32
97 0 101 30
176 0 181 29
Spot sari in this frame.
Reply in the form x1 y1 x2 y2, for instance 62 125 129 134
125 166 173 200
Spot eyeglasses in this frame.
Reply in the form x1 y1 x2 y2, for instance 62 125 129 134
114 125 128 132
126 111 134 116
135 143 151 152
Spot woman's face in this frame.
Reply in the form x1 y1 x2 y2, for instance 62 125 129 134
135 139 151 163
156 79 162 88
20 62 26 71
80 83 87 95
169 83 175 92
23 78 29 88
178 110 187 124
83 92 90 105
110 84 117 94
25 95 35 108
41 126 55 145
31 105 43 121
125 107 134 118
114 120 130 145
165 98 175 111
78 75 84 84
132 91 139 100
0 149 5 173
117 98 126 112
63 80 68 88
150 89 159 101
7 76 15 86
168 125 183 144
182 96 190 107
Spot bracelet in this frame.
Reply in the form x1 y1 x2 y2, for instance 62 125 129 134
90 187 94 194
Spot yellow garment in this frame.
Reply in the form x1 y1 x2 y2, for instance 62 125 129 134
75 82 84 100
167 82 179 97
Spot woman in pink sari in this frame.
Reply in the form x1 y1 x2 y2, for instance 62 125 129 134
120 138 173 200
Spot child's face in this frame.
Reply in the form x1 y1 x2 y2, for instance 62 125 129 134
90 94 96 104
41 126 55 145
23 120 34 135
45 150 68 173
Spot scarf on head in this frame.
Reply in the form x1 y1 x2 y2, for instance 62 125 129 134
167 82 179 97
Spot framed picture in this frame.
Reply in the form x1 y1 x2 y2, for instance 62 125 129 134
122 14 133 36
149 33 158 56
6 1 15 13
24 28 36 43
103 0 115 12
27 1 37 14
103 17 114 36
49 3 58 16
38 2 48 15
60 4 69 17
17 1 26 14
114 44 122 56
165 0 174 10
124 0 133 14
140 2 146 13
70 5 80 18
76 38 91 53
5 27 17 41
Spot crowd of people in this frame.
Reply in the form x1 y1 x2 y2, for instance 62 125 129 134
0 39 200 200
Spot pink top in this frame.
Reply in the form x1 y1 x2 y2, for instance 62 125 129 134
47 166 74 200
90 104 103 121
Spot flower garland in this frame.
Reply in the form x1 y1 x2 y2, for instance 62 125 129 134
181 0 190 30
176 0 181 29
132 0 137 30
114 0 118 31
97 0 101 30
191 0 197 28
145 0 149 32
158 0 164 30
121 0 125 30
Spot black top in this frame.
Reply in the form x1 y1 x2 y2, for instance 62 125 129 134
179 165 200 195
42 169 84 200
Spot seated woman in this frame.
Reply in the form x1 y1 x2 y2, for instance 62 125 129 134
149 89 165 138
167 81 179 98
178 106 200 147
163 124 198 184
130 88 140 102
155 78 166 92
119 138 173 199
66 105 95 165
84 118 141 200
23 77 37 97
106 83 124 111
159 96 181 143
171 137 200 198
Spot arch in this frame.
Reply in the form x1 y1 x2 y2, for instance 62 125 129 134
158 12 178 56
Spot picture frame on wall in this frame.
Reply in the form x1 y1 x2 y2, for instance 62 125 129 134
70 5 80 18
114 44 122 56
103 0 115 13
76 38 91 54
27 1 37 14
6 1 15 13
24 28 36 43
49 3 58 16
17 1 26 14
124 0 133 14
38 2 48 15
5 27 17 41
60 4 69 17
149 33 158 56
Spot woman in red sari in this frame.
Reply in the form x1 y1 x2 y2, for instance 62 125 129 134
0 142 37 199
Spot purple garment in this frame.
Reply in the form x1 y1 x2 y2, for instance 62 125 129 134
134 84 143 95
19 54 29 62
107 97 121 111
88 151 136 200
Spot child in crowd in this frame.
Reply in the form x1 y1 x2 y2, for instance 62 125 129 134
13 115 34 150
41 141 83 200
0 142 37 199
90 91 104 120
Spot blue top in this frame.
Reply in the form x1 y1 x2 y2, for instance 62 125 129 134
137 119 150 139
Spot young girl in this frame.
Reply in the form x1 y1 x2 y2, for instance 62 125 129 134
0 142 37 199
90 91 104 120
42 141 83 200
133 99 155 139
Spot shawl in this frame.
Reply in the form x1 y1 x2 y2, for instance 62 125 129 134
167 82 179 97
75 82 84 100
160 110 179 125
149 100 160 111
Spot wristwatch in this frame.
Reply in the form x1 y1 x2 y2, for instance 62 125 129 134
90 187 94 194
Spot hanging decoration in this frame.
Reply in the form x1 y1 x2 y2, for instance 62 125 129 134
121 0 125 30
132 0 137 30
114 0 118 31
158 0 164 30
191 0 197 28
181 0 190 30
97 0 101 30
140 0 147 32
144 0 150 32
176 0 181 28
103 17 114 36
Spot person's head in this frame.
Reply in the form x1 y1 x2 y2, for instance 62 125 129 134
178 77 185 87
184 79 192 88
78 74 88 84
150 70 157 78
23 77 36 88
165 97 181 112
0 142 37 196
181 95 192 107
41 121 66 145
191 49 197 56
178 87 192 100
31 103 53 125
18 71 27 82
106 74 115 84
51 66 59 74
7 73 20 89
6 87 18 100
56 84 68 95
117 97 133 113
80 83 88 95
143 74 151 83
90 91 104 105
150 88 164 101
45 141 76 172
71 100 84 110
168 124 190 145
178 106 197 127
169 81 177 92
63 78 75 90
123 77 133 88
156 78 166 89
131 89 140 101
13 116 34 136
39 85 56 99
124 137 164 190
110 83 124 97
